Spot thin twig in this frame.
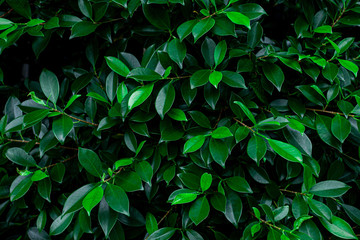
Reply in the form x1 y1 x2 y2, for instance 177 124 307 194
104 167 123 182
5 139 78 151
306 108 356 118
165 75 191 80
40 154 77 170
53 109 99 127
340 152 360 164
332 6 346 28
233 118 255 133
279 188 307 196
95 17 124 24
158 206 175 225
0 8 13 18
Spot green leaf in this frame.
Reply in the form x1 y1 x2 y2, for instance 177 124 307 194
64 94 81 110
234 101 256 124
82 185 103 215
277 56 302 73
147 227 177 240
78 0 92 19
331 114 351 143
105 56 130 78
320 215 358 239
225 190 242 227
338 37 354 54
105 184 129 215
268 139 303 163
177 20 197 42
52 115 73 144
322 62 338 82
172 193 198 205
313 25 332 33
6 147 37 167
115 171 143 192
189 196 210 225
155 83 175 119
316 115 342 151
62 183 96 214
87 92 109 104
128 83 154 110
50 163 65 183
236 3 267 20
78 147 103 178
338 59 358 77
190 69 211 89
142 4 170 30
200 173 212 192
310 180 351 197
10 175 33 201
168 108 187 121
127 68 161 81
214 40 227 66
292 195 308 219
247 22 263 49
209 138 229 168
307 198 332 221
146 213 158 235
23 109 50 128
49 213 74 236
192 18 215 43
274 206 289 222
70 21 98 39
135 161 153 185
209 71 222 88
168 38 186 69
225 12 250 29
188 110 211 128
247 135 267 164
211 126 233 139
106 72 118 103
186 229 204 240
6 0 32 19
342 204 360 226
262 62 284 91
183 135 206 153
98 198 118 238
221 71 246 88
226 176 253 193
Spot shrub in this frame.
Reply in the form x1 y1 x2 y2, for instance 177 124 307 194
1 0 360 239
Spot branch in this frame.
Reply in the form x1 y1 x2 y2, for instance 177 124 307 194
5 139 78 151
332 6 346 28
104 167 123 182
158 206 175 226
340 152 360 164
53 109 99 127
40 154 77 170
279 188 307 196
233 118 255 133
306 108 356 118
0 8 13 18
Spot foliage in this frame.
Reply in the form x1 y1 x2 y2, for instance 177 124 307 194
0 0 360 239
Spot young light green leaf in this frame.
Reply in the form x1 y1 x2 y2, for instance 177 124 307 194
209 71 222 88
172 193 198 205
82 185 103 215
225 12 250 29
211 126 233 139
128 83 154 110
338 59 358 77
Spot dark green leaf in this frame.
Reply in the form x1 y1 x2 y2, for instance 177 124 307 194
78 147 103 178
189 196 210 225
6 147 37 167
310 180 351 197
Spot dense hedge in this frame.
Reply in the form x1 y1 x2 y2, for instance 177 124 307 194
1 0 360 239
